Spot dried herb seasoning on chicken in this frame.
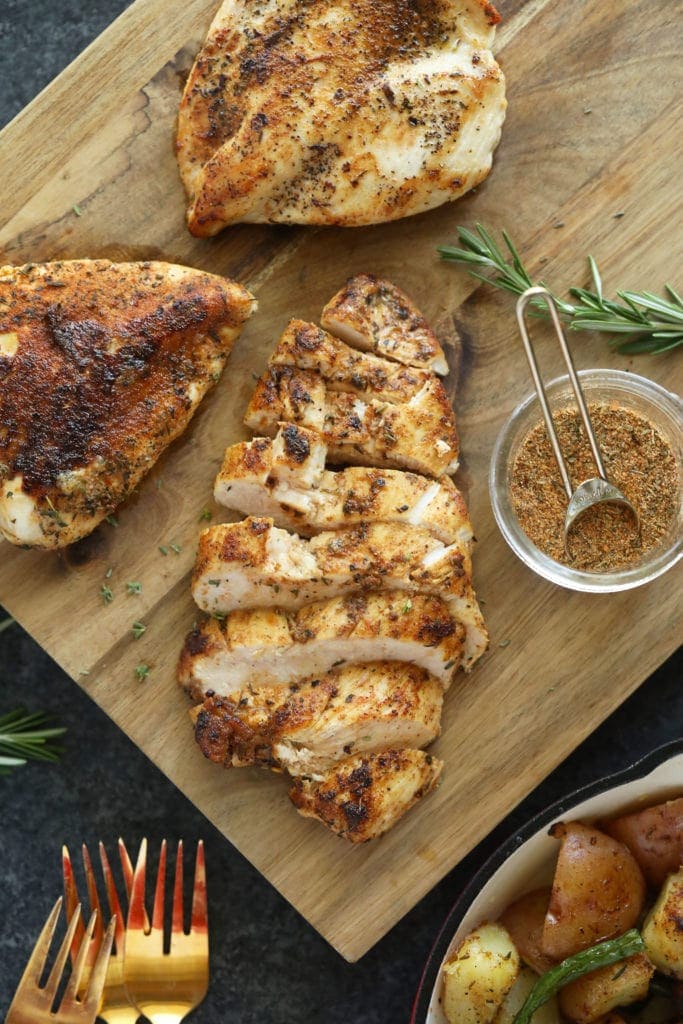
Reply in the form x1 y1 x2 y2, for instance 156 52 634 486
0 260 255 548
177 275 487 841
177 1 506 233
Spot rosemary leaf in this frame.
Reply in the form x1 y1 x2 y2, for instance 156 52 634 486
438 224 683 354
0 709 65 774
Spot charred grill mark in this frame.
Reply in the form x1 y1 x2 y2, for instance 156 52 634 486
282 423 311 462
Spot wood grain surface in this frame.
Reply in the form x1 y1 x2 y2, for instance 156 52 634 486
1 0 681 961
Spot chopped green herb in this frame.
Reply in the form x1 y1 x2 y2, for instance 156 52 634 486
131 621 146 640
0 617 16 635
199 507 212 522
106 515 118 528
126 581 142 595
170 543 182 554
135 663 150 682
72 204 83 216
159 546 169 556
444 659 456 670
208 579 221 587
212 612 227 621
402 599 413 613
78 669 90 677
104 567 113 579
499 639 511 648
42 497 67 527
100 585 114 605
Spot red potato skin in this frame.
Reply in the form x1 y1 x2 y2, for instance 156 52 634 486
500 887 556 975
601 797 683 888
541 821 647 960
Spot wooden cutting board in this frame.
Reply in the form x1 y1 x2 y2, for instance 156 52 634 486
1 0 681 962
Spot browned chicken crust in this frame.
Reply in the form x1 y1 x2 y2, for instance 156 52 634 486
320 274 449 375
289 748 443 842
192 661 443 774
0 260 255 547
177 0 506 233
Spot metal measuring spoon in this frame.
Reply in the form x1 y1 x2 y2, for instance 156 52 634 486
516 286 639 547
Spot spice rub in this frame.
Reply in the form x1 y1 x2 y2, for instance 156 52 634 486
510 404 678 572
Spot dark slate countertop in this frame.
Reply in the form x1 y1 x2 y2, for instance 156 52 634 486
0 4 681 1020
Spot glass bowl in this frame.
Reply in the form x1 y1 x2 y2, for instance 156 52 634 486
489 369 683 592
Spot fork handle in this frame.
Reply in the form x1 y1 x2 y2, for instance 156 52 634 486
100 1010 142 1023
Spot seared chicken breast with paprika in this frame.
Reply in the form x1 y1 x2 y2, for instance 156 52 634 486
193 661 443 775
320 274 449 375
0 260 255 548
214 425 473 546
193 517 486 669
289 749 443 842
270 320 439 405
245 367 459 477
177 591 465 700
177 0 506 233
193 517 471 610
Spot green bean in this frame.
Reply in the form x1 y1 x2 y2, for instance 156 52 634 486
512 929 645 1024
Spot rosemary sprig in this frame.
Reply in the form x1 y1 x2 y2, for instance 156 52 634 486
438 225 683 354
0 709 65 775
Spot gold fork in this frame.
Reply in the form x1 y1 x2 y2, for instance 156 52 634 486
62 840 140 1024
123 839 209 1023
6 896 115 1024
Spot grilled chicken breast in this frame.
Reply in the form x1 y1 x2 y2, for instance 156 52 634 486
289 749 443 842
177 0 506 233
193 516 486 668
214 424 473 545
177 591 465 700
320 274 449 375
193 661 443 775
0 260 255 548
245 366 459 476
270 319 437 404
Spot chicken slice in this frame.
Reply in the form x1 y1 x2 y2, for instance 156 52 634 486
192 661 443 775
213 424 473 546
0 260 255 548
269 319 435 404
289 749 443 842
320 274 449 375
244 366 459 476
193 516 486 668
177 591 465 701
176 0 506 233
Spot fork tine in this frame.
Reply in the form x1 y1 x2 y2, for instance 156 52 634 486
43 902 83 1000
82 913 117 1012
82 844 105 952
128 837 148 931
152 838 167 931
191 840 208 934
118 837 135 900
99 841 126 950
62 846 86 959
18 896 63 985
63 908 98 1000
172 839 184 936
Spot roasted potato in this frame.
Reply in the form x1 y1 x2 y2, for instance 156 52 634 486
558 952 654 1024
500 887 556 975
441 922 520 1024
642 868 683 980
493 966 561 1023
602 798 683 888
541 821 647 960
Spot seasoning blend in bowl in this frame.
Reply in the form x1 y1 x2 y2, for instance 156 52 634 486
490 370 683 592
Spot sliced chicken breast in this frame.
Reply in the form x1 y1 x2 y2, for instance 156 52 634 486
289 749 443 842
177 0 506 233
214 425 473 546
193 516 471 609
0 260 255 548
244 366 459 477
192 517 487 668
192 661 443 775
320 274 449 375
177 591 465 701
269 319 435 404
